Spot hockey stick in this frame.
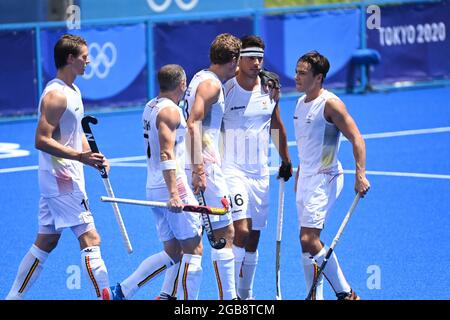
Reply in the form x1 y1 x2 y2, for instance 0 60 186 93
275 180 285 300
196 192 227 249
100 196 229 215
306 193 362 300
81 115 133 254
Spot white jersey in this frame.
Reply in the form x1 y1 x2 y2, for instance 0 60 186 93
222 77 277 176
184 69 225 166
294 89 343 176
38 78 86 198
144 97 188 189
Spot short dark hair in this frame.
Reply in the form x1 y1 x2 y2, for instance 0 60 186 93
297 51 330 83
54 34 87 69
240 35 265 50
209 33 241 65
158 64 186 92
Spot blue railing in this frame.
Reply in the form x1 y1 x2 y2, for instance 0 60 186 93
0 0 446 115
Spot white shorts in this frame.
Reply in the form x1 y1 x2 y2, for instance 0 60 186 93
146 176 202 242
186 163 233 229
224 170 270 230
38 192 95 234
296 172 344 230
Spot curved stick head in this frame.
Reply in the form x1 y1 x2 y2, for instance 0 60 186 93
82 115 98 127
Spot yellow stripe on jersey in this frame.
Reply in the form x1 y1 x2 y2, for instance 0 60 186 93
18 258 39 293
213 260 224 300
137 265 167 287
85 256 100 297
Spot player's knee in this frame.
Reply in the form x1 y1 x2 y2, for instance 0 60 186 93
179 235 203 256
163 239 183 262
35 232 61 252
300 233 314 251
225 223 235 241
245 230 260 252
35 235 60 252
166 249 183 263
193 244 203 256
183 242 203 257
78 229 101 248
234 225 250 246
215 223 235 245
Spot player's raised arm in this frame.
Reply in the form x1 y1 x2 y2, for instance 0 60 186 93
270 105 292 181
324 98 370 196
35 91 76 159
35 90 106 169
186 79 221 194
157 106 183 212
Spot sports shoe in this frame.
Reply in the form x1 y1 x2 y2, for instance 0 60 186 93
336 289 361 300
102 283 125 300
155 292 177 300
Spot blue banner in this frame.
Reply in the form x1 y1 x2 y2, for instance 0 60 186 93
261 9 360 91
367 1 450 84
154 17 253 89
0 30 37 116
80 0 263 19
0 0 48 24
40 24 147 108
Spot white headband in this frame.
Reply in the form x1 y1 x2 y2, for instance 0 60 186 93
240 47 264 57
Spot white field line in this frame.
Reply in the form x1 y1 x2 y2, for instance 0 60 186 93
282 126 450 147
110 162 147 167
0 165 38 174
1 126 449 177
344 169 450 180
267 167 450 180
4 163 447 180
109 155 146 163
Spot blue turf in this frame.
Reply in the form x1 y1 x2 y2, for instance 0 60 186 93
0 86 449 300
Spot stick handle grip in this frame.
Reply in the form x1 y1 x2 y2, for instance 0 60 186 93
81 115 107 178
275 180 285 300
275 240 282 300
276 180 285 241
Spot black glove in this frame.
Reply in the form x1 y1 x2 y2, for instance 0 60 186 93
278 161 292 182
259 69 281 90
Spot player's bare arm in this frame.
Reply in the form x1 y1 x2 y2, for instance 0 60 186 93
271 104 293 181
158 106 183 212
186 79 221 194
324 98 370 195
270 105 291 164
35 90 106 168
35 90 75 158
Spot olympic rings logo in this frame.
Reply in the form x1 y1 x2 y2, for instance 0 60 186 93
146 0 199 13
83 42 117 80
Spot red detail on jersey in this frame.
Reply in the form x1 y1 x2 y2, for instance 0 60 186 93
221 197 230 210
